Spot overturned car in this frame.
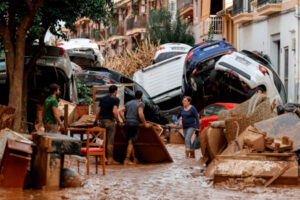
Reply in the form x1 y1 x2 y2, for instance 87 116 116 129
182 41 286 110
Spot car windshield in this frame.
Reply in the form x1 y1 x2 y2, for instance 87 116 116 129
76 73 108 86
200 104 227 117
154 52 186 63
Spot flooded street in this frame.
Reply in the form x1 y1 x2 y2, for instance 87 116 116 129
1 144 300 200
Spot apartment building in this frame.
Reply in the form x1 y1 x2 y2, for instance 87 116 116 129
232 0 300 103
177 0 224 43
64 0 175 57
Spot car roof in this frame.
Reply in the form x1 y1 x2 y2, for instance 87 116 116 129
191 41 235 59
200 102 238 112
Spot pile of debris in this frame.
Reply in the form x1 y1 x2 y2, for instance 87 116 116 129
201 93 300 187
103 38 159 77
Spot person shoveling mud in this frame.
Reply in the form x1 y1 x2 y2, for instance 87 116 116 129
119 90 151 165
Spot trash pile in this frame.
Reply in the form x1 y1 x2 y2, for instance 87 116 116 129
103 38 159 77
200 93 300 187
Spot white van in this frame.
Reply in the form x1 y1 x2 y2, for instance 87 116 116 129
133 53 187 117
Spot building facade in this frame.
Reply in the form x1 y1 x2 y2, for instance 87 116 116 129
64 0 172 57
232 0 300 103
177 0 224 44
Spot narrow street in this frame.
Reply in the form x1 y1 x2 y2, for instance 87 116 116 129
1 144 300 200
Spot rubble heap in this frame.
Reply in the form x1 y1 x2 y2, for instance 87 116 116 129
201 94 300 187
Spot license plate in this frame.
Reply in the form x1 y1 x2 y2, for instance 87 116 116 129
235 56 251 65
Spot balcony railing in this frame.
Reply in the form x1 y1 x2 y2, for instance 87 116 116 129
233 0 253 16
126 15 147 31
177 0 193 11
108 25 125 38
200 16 223 36
257 0 282 7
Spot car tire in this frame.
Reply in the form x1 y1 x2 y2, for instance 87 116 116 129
190 76 203 92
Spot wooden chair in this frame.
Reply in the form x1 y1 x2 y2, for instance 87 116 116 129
77 127 106 175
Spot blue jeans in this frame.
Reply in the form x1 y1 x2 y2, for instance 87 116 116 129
183 127 195 149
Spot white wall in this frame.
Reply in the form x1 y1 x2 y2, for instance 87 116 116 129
237 11 299 103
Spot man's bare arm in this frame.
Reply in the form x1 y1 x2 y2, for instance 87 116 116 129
52 106 63 127
95 107 101 123
119 107 126 122
113 105 120 123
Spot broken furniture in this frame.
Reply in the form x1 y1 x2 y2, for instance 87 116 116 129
0 138 32 188
77 127 106 175
114 124 173 163
207 153 298 186
31 133 81 189
255 113 300 151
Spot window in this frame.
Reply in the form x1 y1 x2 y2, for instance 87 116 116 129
195 0 199 19
284 47 289 97
154 52 186 63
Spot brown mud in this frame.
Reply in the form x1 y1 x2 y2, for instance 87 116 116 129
1 144 300 200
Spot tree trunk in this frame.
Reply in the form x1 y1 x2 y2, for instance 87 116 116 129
8 30 26 132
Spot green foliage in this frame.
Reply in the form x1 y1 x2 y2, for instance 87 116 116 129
203 23 214 43
147 8 195 46
75 77 93 105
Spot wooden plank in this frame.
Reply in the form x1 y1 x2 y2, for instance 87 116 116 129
113 124 173 163
63 104 68 135
264 164 290 187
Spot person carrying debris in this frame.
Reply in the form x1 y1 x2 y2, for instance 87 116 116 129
119 90 151 165
94 85 121 165
177 96 200 158
43 83 64 133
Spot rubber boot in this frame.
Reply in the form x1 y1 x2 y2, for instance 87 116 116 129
107 145 120 165
124 141 134 165
185 149 190 158
190 149 195 158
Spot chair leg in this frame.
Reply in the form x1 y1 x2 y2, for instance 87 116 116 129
95 156 98 174
102 155 106 175
86 155 90 175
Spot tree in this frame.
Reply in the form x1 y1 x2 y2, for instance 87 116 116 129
147 8 195 46
0 0 113 131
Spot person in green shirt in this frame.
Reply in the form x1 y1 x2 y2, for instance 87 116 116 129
43 83 64 133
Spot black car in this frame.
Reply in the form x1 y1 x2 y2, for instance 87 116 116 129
67 50 101 69
76 67 169 125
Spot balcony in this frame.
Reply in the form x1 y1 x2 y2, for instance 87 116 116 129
177 0 193 18
257 0 282 16
126 15 147 36
232 0 254 24
200 16 223 36
107 24 126 41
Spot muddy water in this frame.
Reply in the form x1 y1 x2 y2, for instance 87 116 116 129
1 144 300 200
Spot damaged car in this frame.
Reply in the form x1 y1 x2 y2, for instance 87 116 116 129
76 67 169 125
182 40 286 110
214 50 286 106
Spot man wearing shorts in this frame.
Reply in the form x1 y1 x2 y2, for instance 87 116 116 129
119 90 150 165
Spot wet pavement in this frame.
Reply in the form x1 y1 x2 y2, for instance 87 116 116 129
1 144 300 200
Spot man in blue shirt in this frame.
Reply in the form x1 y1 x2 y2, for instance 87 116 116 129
119 90 150 165
95 85 121 165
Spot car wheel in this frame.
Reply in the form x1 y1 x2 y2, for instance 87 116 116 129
190 76 203 92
